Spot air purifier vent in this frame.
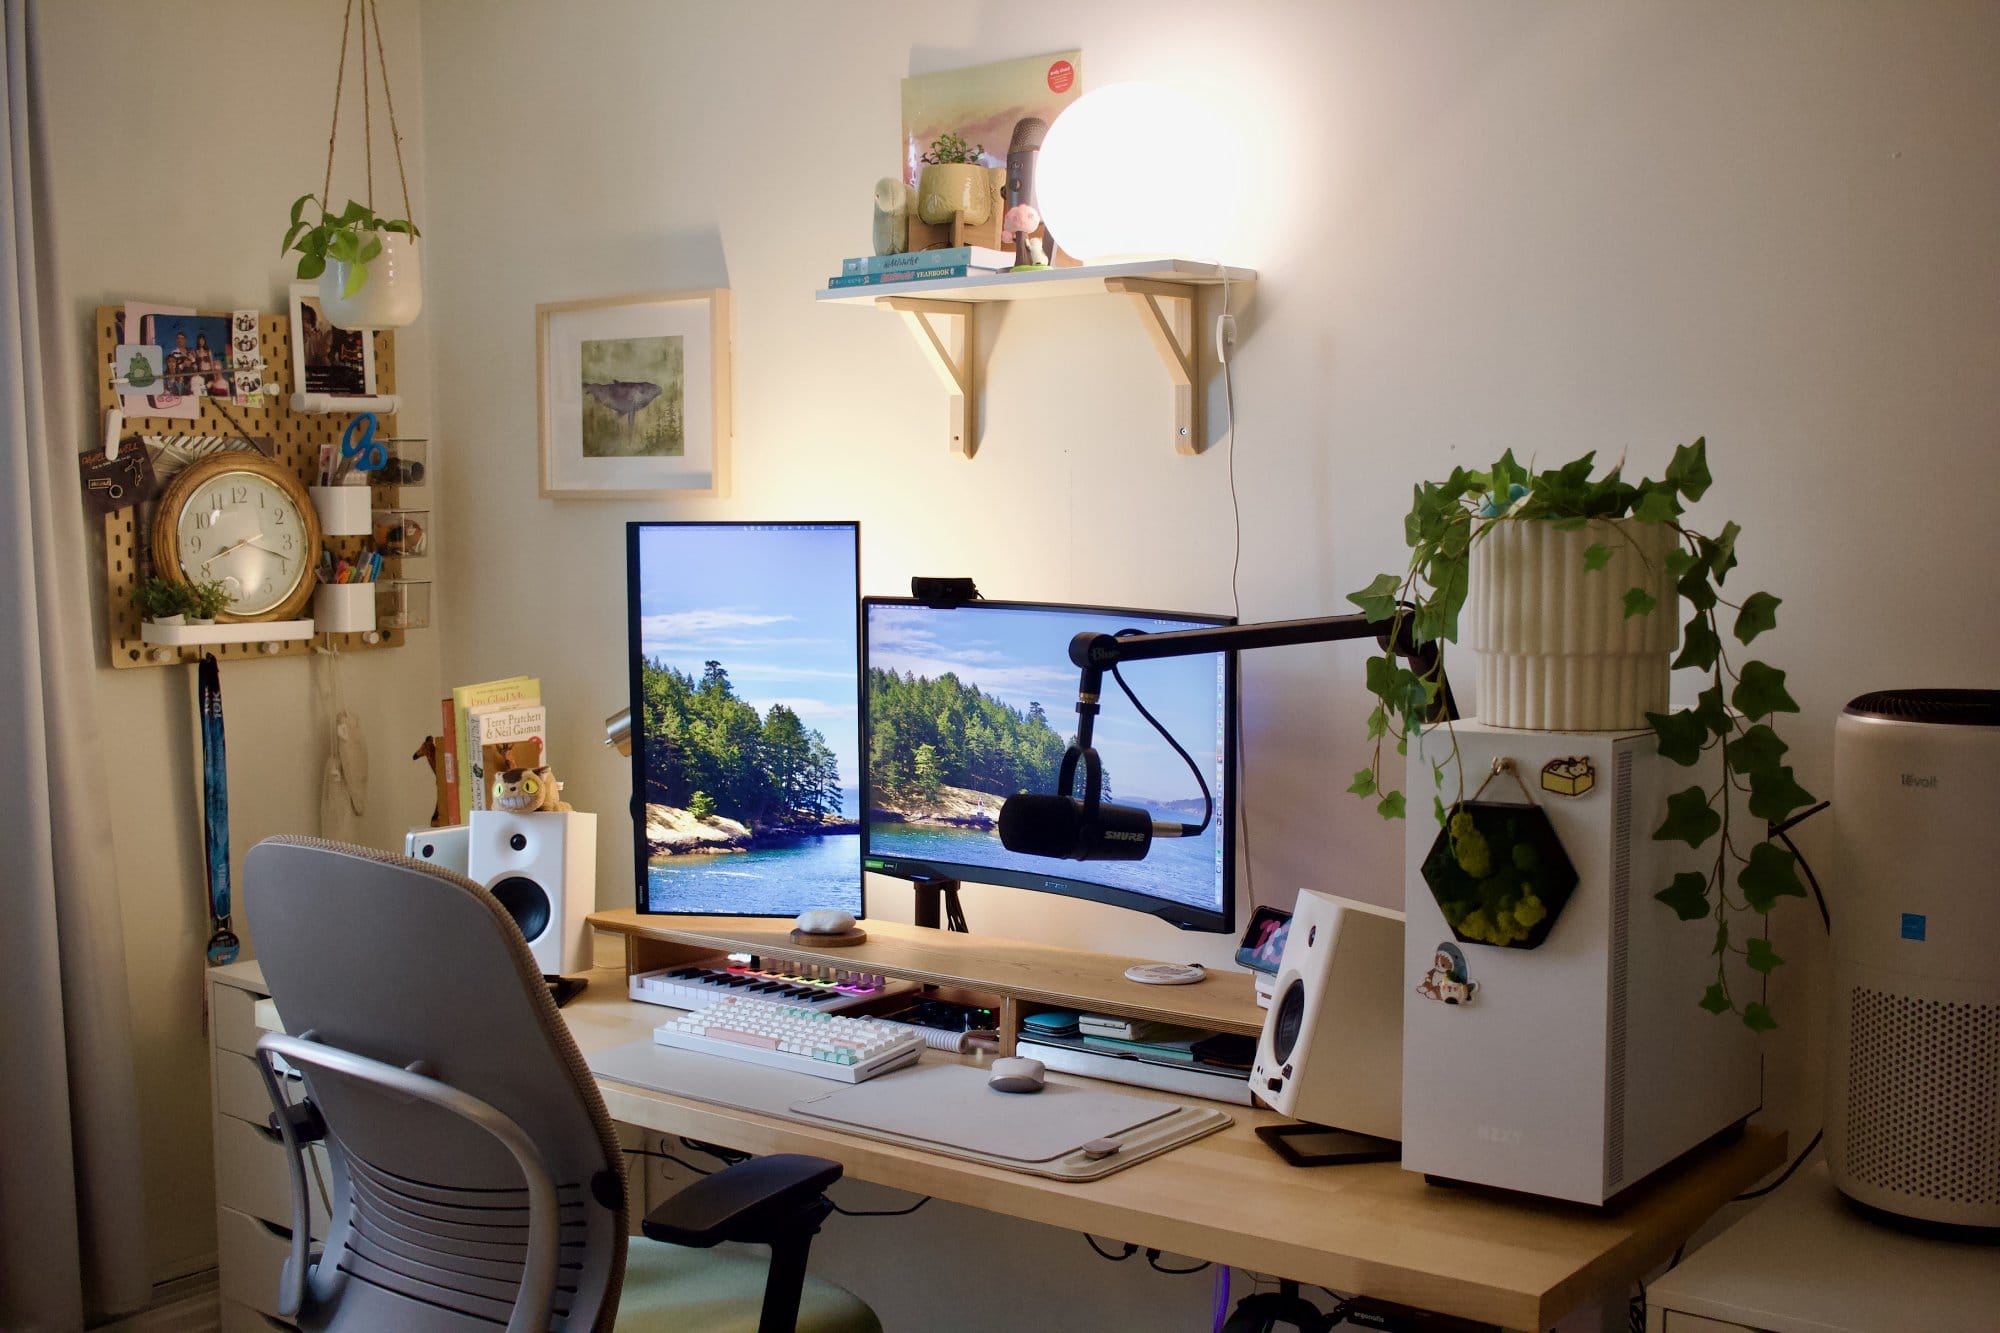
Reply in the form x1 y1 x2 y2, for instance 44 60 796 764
1605 748 1634 1187
1843 688 2000 726
1844 986 2000 1206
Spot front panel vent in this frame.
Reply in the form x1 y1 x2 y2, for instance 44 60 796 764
1844 987 2000 1206
1605 748 1633 1188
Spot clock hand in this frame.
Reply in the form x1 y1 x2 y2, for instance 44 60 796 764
200 536 261 570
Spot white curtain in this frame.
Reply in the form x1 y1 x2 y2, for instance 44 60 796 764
0 0 151 1326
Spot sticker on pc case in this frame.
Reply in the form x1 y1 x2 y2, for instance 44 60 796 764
1539 756 1596 798
1900 912 1926 941
1416 942 1478 1006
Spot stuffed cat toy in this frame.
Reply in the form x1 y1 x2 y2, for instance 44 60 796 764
490 765 571 814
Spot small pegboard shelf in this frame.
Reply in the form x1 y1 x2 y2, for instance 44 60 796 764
95 305 409 669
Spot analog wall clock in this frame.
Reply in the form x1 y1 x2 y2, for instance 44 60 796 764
149 454 322 621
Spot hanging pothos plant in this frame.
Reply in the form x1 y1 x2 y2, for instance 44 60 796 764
1346 439 1813 1030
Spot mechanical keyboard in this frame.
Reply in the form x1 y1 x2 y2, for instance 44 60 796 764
652 996 927 1083
629 956 919 1014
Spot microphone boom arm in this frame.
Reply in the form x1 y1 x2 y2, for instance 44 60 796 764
1059 610 1456 809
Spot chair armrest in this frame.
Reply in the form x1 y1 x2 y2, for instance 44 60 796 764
640 1153 843 1249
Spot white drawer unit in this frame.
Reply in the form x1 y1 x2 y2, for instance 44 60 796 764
1647 1163 2000 1332
209 965 321 1332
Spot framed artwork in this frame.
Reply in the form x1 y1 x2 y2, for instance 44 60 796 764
289 283 377 401
536 289 731 498
901 51 1082 186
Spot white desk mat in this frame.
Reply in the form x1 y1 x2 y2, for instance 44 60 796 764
586 1039 1231 1181
788 1063 1175 1161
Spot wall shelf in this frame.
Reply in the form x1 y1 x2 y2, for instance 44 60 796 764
140 619 316 646
817 260 1253 457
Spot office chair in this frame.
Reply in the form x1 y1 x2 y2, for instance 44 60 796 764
242 836 881 1333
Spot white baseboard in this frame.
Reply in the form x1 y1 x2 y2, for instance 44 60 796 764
97 1269 219 1333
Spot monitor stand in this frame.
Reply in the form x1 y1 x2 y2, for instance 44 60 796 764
910 876 967 933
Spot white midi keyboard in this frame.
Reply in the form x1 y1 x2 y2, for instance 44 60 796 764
653 995 927 1084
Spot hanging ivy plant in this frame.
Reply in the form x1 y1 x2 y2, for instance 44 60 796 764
1346 439 1813 1029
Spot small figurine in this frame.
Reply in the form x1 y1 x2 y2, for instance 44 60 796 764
1002 203 1048 268
491 764 571 814
1416 941 1479 1006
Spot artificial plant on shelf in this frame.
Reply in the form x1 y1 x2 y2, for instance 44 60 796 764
919 131 984 165
280 195 419 299
133 576 190 624
1347 439 1813 1030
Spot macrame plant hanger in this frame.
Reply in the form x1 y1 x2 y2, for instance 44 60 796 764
320 0 415 234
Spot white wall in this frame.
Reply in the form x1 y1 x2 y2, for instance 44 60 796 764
416 0 1999 1323
38 0 436 1281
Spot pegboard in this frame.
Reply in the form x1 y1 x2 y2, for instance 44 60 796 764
96 305 409 669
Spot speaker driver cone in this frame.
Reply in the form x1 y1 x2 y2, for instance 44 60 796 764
1272 979 1306 1064
490 875 553 943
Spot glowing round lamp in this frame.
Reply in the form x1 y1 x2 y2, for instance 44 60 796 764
1036 83 1236 263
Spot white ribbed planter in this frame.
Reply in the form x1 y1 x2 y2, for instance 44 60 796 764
319 232 422 330
1467 517 1676 730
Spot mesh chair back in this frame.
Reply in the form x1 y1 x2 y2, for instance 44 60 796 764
243 836 627 1331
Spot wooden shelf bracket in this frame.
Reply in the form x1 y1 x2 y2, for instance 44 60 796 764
880 296 978 457
1104 277 1203 455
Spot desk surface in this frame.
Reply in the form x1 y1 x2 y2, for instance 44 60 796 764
559 964 1783 1332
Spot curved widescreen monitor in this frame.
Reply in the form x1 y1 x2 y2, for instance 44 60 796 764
862 597 1236 933
627 522 862 917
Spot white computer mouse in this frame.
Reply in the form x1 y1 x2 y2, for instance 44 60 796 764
988 1056 1046 1094
795 908 856 935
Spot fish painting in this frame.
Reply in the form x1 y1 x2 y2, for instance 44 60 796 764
579 334 685 458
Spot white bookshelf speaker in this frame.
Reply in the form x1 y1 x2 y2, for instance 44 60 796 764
466 810 597 976
1250 892 1405 1141
404 824 470 877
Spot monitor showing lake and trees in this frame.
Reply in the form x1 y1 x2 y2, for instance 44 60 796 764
627 522 862 916
862 598 1236 932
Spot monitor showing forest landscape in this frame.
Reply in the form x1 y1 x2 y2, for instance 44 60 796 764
862 598 1236 932
626 522 862 917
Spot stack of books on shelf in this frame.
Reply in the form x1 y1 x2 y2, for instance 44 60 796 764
826 246 1015 289
1016 1010 1257 1106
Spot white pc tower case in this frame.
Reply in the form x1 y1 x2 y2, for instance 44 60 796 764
1401 721 1761 1204
1827 690 2000 1232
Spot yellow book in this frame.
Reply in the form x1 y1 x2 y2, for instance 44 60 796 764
451 676 540 811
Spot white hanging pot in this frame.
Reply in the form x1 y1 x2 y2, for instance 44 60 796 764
1466 516 1676 731
319 231 423 330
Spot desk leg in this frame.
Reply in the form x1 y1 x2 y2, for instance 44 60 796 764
997 997 1020 1057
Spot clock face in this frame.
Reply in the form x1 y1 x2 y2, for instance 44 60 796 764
174 471 310 616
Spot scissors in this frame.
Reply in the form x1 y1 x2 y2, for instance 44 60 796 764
338 411 387 480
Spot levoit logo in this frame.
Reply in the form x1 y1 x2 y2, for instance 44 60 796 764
1901 773 1940 790
1476 1125 1523 1148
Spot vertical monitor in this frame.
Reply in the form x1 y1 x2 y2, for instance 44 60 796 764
863 598 1236 932
627 522 862 917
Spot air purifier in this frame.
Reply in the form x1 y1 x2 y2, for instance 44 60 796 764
1827 689 2000 1233
1401 721 1762 1205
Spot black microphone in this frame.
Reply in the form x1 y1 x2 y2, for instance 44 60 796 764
998 794 1196 862
1004 116 1048 265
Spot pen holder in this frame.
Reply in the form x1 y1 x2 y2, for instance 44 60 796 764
371 437 428 489
376 579 431 631
311 484 371 537
372 507 430 558
314 582 378 634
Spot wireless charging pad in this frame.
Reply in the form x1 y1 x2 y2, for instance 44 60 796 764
1124 963 1207 986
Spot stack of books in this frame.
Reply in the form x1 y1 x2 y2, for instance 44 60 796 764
826 246 1015 289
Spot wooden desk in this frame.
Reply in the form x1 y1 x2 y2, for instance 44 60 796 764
582 912 1786 1330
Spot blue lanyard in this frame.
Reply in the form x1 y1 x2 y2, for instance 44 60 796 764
200 654 239 966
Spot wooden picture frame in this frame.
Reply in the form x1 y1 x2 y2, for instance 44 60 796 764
536 289 731 498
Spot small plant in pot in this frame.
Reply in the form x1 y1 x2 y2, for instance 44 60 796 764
1348 439 1814 1029
134 576 190 625
916 132 992 227
280 194 422 329
183 578 233 625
